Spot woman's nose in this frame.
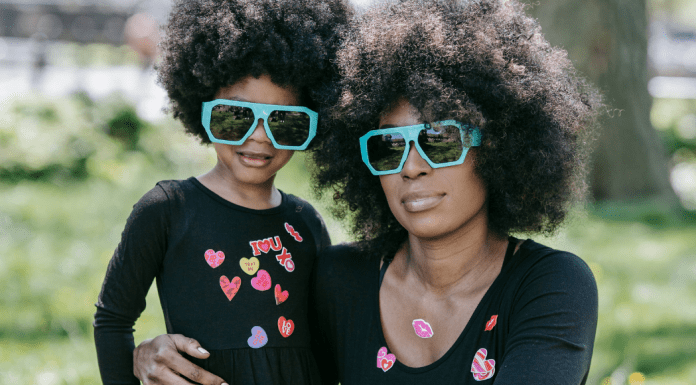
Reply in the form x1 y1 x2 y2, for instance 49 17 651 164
400 143 431 179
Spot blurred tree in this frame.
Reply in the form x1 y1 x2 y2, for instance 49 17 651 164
524 0 677 203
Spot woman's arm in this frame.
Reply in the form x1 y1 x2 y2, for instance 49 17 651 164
493 252 599 384
132 334 227 385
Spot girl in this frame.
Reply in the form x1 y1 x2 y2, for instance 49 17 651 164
93 1 350 384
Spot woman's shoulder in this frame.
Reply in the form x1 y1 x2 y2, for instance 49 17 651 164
507 239 598 304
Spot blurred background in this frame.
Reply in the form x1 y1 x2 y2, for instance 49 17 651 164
0 0 694 383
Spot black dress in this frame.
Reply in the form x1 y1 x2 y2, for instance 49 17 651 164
94 177 331 384
311 238 598 384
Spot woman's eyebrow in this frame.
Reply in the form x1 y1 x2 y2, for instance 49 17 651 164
378 124 397 129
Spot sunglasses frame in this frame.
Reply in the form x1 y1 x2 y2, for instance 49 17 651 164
359 120 482 175
201 99 318 150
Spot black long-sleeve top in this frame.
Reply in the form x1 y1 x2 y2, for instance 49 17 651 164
94 177 330 384
311 238 598 384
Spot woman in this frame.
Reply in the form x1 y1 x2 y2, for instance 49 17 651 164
132 0 601 383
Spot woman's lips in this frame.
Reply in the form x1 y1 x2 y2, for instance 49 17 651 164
238 151 273 167
401 192 445 212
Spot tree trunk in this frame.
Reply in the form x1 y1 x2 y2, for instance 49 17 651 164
523 0 677 202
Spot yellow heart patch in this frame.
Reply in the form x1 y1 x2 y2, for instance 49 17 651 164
240 257 260 275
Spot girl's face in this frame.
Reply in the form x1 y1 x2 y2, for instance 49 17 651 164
212 75 296 186
378 99 489 240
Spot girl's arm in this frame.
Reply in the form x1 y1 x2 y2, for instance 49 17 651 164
93 184 169 384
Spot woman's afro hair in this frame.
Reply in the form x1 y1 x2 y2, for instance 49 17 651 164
311 0 602 255
157 0 351 143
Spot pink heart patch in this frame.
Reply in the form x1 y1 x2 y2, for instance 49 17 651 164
219 275 241 301
377 347 395 372
275 284 289 305
278 316 294 338
251 269 272 291
471 348 495 381
204 249 225 268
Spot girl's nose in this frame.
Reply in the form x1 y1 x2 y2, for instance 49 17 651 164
247 118 271 143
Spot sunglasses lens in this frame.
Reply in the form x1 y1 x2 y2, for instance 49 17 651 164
210 105 255 141
268 111 312 147
366 132 407 172
419 124 467 164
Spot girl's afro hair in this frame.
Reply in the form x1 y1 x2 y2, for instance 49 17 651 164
311 0 602 256
157 0 351 143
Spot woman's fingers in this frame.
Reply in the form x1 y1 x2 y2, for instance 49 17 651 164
168 334 211 359
134 334 228 385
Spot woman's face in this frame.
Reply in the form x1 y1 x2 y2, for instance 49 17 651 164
378 99 489 240
212 74 296 186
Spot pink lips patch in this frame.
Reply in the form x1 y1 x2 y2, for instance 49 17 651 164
204 249 225 268
412 319 434 338
471 348 496 381
219 275 241 301
377 347 396 372
251 269 272 291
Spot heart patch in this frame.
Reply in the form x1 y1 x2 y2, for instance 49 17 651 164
275 284 289 305
412 319 434 338
204 249 225 268
251 269 272 291
247 326 268 349
219 275 241 301
278 316 294 338
471 348 495 381
377 347 396 372
239 257 259 275
259 239 271 253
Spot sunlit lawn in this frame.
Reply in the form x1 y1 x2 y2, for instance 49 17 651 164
1 96 695 384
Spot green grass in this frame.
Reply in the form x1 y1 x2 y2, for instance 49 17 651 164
2 95 695 385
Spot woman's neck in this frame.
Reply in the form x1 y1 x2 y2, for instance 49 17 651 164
394 220 509 296
197 165 281 210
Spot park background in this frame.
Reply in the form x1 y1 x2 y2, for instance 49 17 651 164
0 0 695 383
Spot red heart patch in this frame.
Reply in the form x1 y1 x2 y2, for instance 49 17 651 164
278 316 294 338
251 269 272 291
380 357 394 372
204 249 225 268
275 284 289 305
258 239 271 253
219 275 241 301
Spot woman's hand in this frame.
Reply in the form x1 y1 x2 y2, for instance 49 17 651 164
133 334 227 385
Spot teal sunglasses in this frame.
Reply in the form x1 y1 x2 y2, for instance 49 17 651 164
359 120 481 175
201 99 318 150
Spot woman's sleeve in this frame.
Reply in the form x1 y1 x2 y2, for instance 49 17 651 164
308 250 340 385
494 253 599 385
93 184 170 385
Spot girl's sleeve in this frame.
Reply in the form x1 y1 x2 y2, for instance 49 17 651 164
93 184 170 385
493 253 599 385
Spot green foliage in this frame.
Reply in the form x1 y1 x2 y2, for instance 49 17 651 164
1 95 694 384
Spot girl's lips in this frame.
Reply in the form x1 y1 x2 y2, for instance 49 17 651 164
401 193 445 212
238 151 273 167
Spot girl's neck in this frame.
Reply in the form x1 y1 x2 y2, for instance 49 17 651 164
197 165 281 210
394 221 508 296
